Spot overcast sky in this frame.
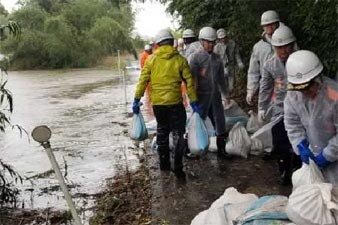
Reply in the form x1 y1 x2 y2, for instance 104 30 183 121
1 0 178 38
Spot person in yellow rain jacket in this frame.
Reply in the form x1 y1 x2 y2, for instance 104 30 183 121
133 29 200 180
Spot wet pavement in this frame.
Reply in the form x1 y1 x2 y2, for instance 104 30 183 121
148 151 291 225
1 66 144 221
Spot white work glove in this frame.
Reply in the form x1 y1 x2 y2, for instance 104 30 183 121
258 110 266 124
246 92 254 106
238 62 245 70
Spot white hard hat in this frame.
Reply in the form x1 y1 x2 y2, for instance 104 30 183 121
261 10 280 26
199 26 217 41
271 25 296 46
286 50 323 89
216 28 227 39
182 29 196 38
155 29 174 44
144 44 151 51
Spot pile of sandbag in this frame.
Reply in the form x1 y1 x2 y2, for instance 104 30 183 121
191 187 294 225
286 160 338 225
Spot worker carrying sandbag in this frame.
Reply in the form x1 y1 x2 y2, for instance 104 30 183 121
189 26 232 159
284 50 338 187
133 29 200 181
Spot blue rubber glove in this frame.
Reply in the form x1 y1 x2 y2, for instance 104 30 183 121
297 139 314 164
132 98 141 114
314 151 331 168
190 101 202 115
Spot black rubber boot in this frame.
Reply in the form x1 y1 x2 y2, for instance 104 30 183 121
174 169 186 181
216 135 232 159
158 146 171 171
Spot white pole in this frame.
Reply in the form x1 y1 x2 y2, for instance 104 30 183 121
122 69 127 104
43 143 83 225
117 49 121 74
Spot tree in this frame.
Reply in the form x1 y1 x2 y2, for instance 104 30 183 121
0 21 23 207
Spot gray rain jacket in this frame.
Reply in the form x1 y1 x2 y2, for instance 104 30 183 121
184 41 202 63
189 50 229 135
247 34 274 95
214 39 243 72
259 55 287 122
284 77 338 185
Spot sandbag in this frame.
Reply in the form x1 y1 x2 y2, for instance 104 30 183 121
286 183 338 225
250 138 264 156
129 113 148 141
208 136 217 152
226 122 251 158
246 110 261 134
235 195 291 225
251 115 283 153
187 113 209 155
190 187 258 225
224 100 249 132
292 159 325 190
204 116 216 137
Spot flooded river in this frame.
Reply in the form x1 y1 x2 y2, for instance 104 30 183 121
0 67 147 220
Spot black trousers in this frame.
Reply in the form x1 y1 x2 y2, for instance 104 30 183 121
272 119 301 179
153 103 186 171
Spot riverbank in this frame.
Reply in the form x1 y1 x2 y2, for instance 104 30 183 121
89 142 291 225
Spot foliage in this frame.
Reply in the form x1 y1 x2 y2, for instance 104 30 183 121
0 19 23 207
162 0 337 76
1 0 139 69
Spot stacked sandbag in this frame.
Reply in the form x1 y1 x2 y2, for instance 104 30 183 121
191 187 258 225
286 160 338 225
235 195 292 225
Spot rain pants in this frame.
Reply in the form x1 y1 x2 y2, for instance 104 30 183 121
284 76 338 185
247 33 274 96
214 39 243 91
189 50 229 136
134 45 197 172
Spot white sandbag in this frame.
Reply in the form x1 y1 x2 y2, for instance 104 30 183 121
129 113 148 141
246 110 261 134
208 136 217 152
251 115 283 153
224 200 256 225
250 137 264 156
286 183 338 225
292 159 325 190
226 122 251 158
187 113 209 155
235 195 290 225
190 209 208 225
204 116 216 137
198 187 258 225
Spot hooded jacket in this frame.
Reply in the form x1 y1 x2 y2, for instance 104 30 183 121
135 45 197 105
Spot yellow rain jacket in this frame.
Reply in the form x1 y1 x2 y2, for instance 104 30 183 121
135 45 197 105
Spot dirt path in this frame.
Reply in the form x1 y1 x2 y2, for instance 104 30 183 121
148 149 291 225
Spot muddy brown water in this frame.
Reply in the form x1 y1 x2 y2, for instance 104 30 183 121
0 67 145 223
